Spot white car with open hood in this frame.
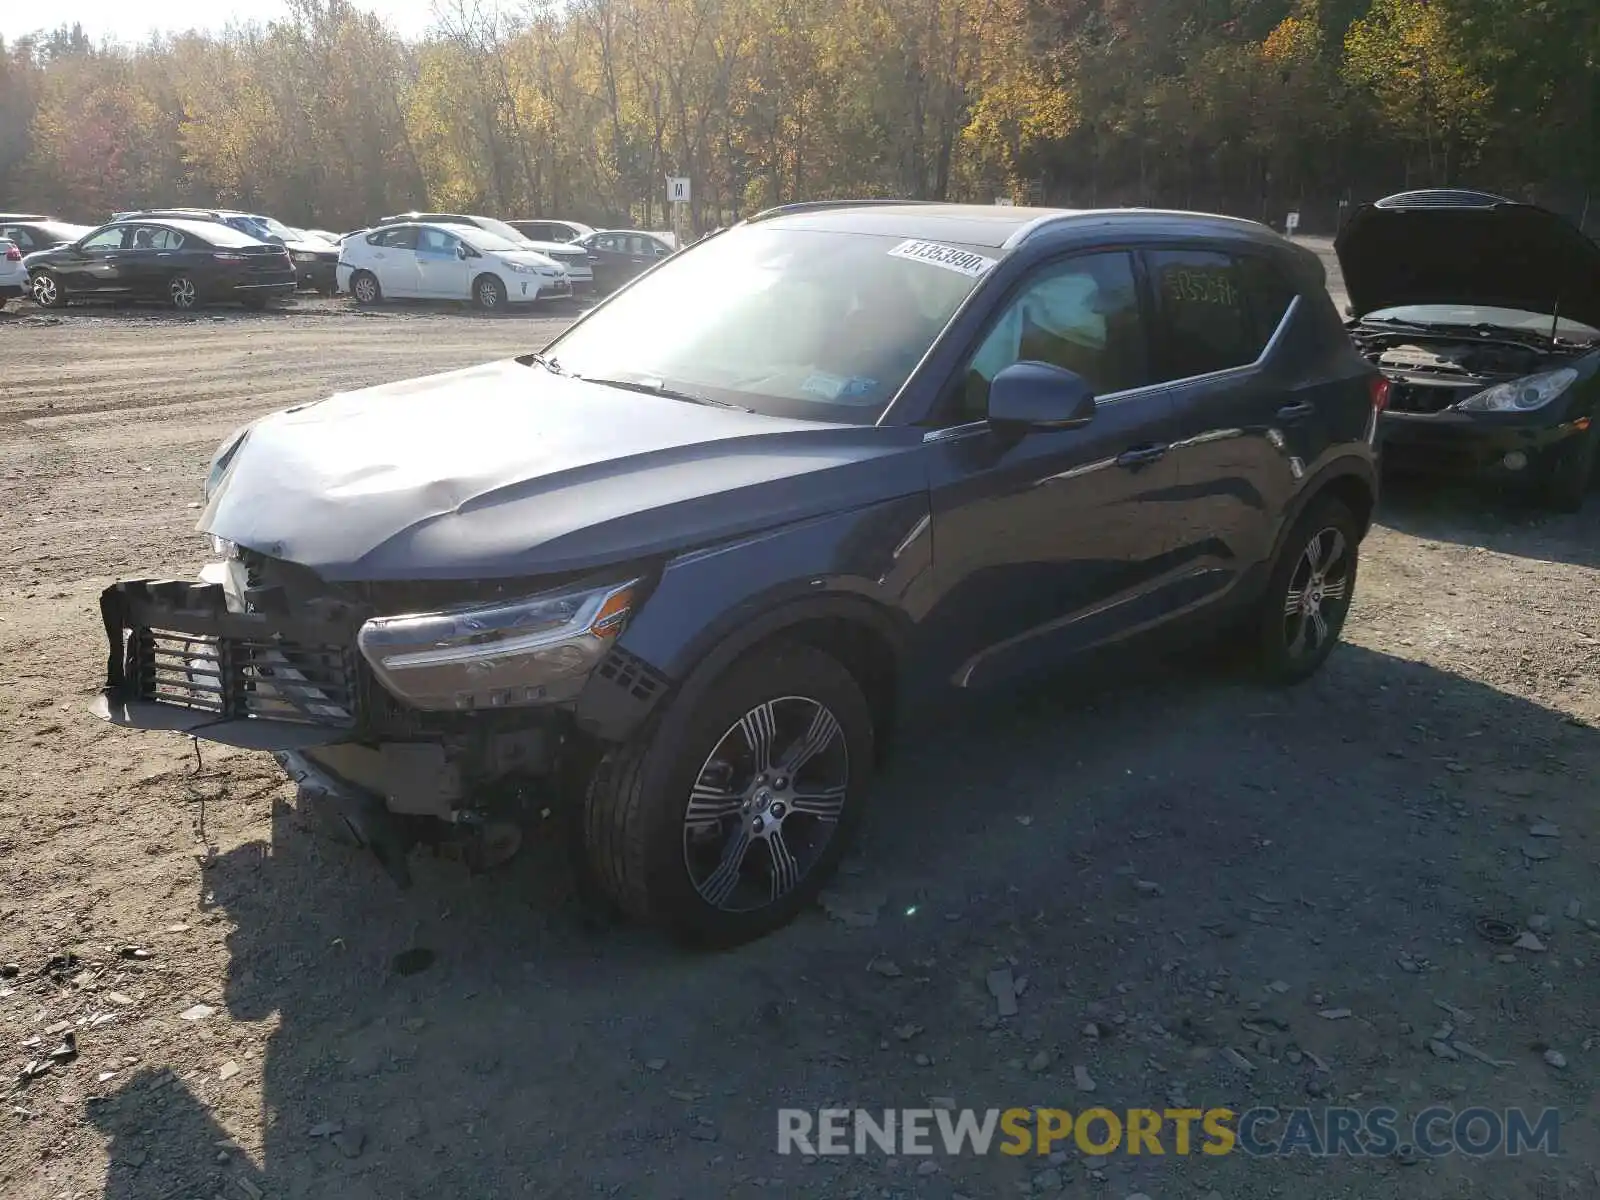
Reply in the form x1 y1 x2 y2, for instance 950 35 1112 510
337 221 572 310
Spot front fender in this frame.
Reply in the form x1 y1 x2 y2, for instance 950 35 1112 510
572 494 930 742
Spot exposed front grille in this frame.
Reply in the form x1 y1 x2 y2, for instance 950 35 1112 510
132 627 359 728
1387 381 1468 414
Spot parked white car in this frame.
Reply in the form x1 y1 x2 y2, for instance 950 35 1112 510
0 237 27 307
336 222 572 310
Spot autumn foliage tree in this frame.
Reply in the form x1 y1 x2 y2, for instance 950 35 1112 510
0 0 1594 234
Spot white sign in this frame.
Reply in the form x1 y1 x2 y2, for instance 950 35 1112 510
1286 211 1301 234
667 176 691 205
995 196 1015 207
887 239 998 278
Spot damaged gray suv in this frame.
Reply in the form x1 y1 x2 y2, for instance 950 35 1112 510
94 201 1382 945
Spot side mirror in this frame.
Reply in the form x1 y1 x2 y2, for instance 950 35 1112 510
987 361 1096 435
456 245 469 260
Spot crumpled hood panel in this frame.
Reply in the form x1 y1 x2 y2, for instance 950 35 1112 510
199 359 928 580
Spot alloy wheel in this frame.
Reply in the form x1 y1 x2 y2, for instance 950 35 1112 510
353 275 377 303
1282 526 1350 661
31 274 57 306
477 279 501 308
169 277 197 309
682 696 850 913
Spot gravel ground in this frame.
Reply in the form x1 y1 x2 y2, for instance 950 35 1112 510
1 246 1597 1200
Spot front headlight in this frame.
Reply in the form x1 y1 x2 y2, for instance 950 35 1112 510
356 578 642 711
505 262 545 275
292 252 316 263
1456 368 1579 413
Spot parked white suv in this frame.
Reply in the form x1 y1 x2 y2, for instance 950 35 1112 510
0 237 27 308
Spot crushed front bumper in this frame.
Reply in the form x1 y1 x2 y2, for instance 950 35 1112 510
93 577 368 751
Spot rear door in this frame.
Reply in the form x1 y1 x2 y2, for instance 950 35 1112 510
365 226 422 296
588 234 627 289
1143 247 1311 599
414 226 471 298
127 224 186 296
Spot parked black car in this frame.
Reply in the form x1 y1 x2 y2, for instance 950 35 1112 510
92 201 1382 945
0 216 96 255
577 228 676 291
114 209 340 293
1338 189 1600 510
507 218 595 244
26 218 296 310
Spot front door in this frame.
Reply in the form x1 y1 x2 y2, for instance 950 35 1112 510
415 226 471 298
919 249 1186 690
58 226 130 295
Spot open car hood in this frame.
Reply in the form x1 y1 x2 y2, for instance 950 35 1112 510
1335 190 1600 330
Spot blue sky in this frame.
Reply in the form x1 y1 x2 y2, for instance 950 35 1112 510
26 0 455 43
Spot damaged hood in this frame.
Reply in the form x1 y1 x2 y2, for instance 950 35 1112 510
1335 190 1600 330
199 359 927 580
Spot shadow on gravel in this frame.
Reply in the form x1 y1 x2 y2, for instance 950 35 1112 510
90 640 1599 1200
1376 473 1600 568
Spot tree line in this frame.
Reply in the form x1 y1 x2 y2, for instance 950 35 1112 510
0 0 1594 236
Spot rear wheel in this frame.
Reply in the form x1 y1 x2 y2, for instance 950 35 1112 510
1251 495 1360 684
168 274 199 310
350 270 381 306
30 271 64 308
473 273 507 311
583 641 874 947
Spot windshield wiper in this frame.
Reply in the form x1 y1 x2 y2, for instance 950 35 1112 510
574 375 752 411
527 352 566 374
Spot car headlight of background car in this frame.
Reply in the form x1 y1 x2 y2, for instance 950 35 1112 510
356 577 641 710
1455 367 1579 413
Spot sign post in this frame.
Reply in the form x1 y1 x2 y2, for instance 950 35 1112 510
1285 210 1301 236
667 176 691 245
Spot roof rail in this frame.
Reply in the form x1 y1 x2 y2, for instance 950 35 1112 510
743 198 938 224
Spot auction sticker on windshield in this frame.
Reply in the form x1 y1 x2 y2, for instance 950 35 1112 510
888 240 997 278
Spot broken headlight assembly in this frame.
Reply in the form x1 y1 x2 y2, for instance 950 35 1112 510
1455 367 1578 413
356 577 642 711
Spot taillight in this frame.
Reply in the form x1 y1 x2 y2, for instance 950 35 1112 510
4 244 20 261
213 252 246 263
1369 375 1391 413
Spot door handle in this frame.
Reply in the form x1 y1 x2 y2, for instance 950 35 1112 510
1276 401 1316 422
1116 444 1168 468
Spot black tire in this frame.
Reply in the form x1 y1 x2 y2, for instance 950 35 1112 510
168 274 199 310
30 271 64 308
1541 426 1597 513
1251 495 1360 684
583 640 875 948
473 273 507 311
350 270 381 306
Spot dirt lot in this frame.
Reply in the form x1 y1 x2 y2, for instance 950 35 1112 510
2 246 1598 1200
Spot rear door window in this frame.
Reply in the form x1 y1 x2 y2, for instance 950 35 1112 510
1146 250 1257 380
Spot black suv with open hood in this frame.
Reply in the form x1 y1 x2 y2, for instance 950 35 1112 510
1337 189 1600 510
92 201 1383 946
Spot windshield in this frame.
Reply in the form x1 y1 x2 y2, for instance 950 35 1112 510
456 227 527 254
1366 304 1600 342
539 226 997 422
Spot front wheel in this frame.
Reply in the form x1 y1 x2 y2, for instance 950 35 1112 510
583 641 875 947
30 271 64 308
473 273 507 311
168 274 199 310
1251 495 1360 684
349 270 381 306
1541 426 1597 513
